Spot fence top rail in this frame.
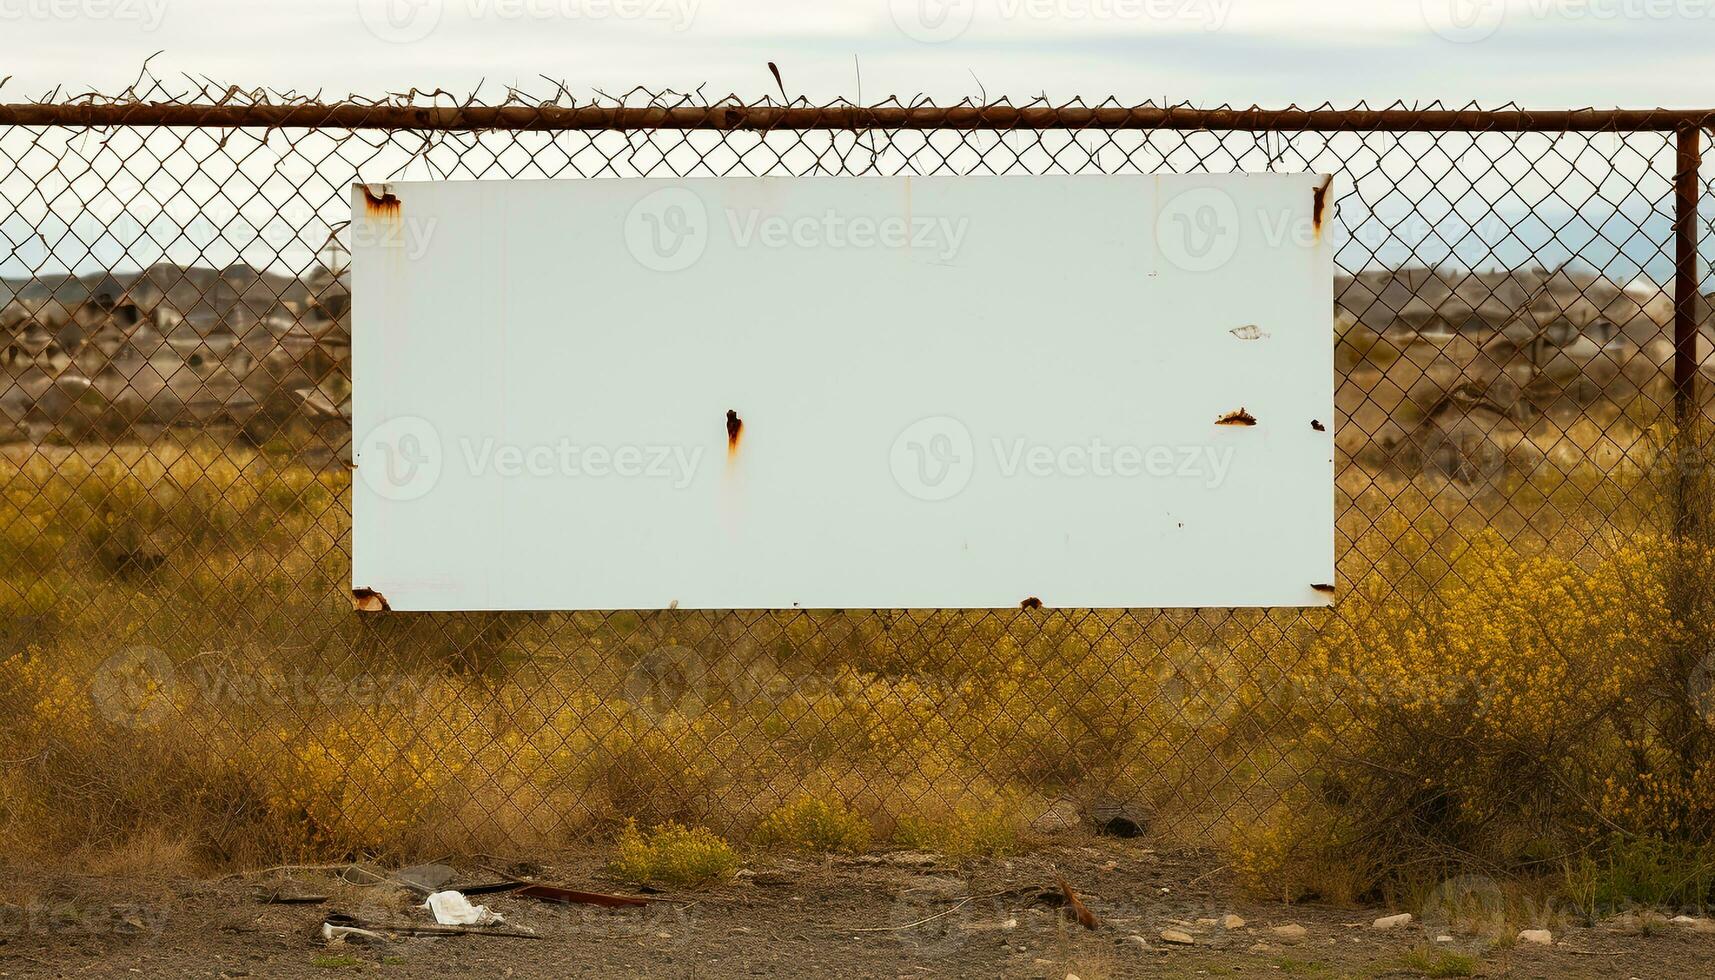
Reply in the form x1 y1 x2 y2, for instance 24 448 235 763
1 102 1713 133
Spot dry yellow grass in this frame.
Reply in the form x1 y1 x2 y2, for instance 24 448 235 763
0 411 1708 885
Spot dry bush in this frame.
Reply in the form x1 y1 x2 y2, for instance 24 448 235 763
1234 425 1715 904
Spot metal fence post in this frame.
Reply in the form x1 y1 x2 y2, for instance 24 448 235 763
1675 124 1703 539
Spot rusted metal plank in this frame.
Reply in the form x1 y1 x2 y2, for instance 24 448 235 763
1 103 1714 133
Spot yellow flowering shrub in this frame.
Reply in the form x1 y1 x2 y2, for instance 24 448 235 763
892 794 1024 858
608 819 739 887
1237 532 1714 899
752 795 872 853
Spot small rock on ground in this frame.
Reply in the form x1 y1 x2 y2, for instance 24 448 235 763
1373 913 1413 930
1270 923 1307 941
1518 929 1553 945
1159 929 1195 946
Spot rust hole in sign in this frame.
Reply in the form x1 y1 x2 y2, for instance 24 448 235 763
725 409 743 457
352 587 390 612
361 184 400 220
1311 583 1335 594
1311 419 1327 432
1312 175 1333 236
1215 407 1257 427
1020 596 1043 609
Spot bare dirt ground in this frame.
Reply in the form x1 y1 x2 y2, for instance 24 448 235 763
3 838 1713 978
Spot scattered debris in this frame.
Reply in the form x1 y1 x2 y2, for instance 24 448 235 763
321 920 386 945
260 890 329 905
1518 928 1553 945
1372 912 1412 930
1159 928 1195 945
1054 873 1100 930
393 863 456 895
455 881 531 897
423 890 503 927
323 911 539 942
1671 915 1715 933
1215 407 1257 427
845 851 945 870
515 883 650 908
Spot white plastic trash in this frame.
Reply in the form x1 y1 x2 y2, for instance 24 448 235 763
422 890 503 926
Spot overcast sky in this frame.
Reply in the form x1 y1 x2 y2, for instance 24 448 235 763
3 0 1714 107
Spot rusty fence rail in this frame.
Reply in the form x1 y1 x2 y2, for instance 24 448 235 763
0 89 1712 862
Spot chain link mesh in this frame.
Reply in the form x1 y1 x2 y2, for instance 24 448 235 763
1 82 1711 860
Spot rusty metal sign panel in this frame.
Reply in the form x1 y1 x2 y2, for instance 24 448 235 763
351 174 1334 610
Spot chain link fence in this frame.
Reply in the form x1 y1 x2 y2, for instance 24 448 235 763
1 81 1712 864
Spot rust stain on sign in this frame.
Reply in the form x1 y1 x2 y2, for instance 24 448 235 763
1020 596 1043 609
1311 175 1333 237
361 184 401 220
351 587 390 612
725 409 743 457
1311 582 1335 594
1311 419 1326 432
1215 407 1258 427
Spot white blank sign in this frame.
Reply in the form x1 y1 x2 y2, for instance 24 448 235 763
352 174 1333 610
